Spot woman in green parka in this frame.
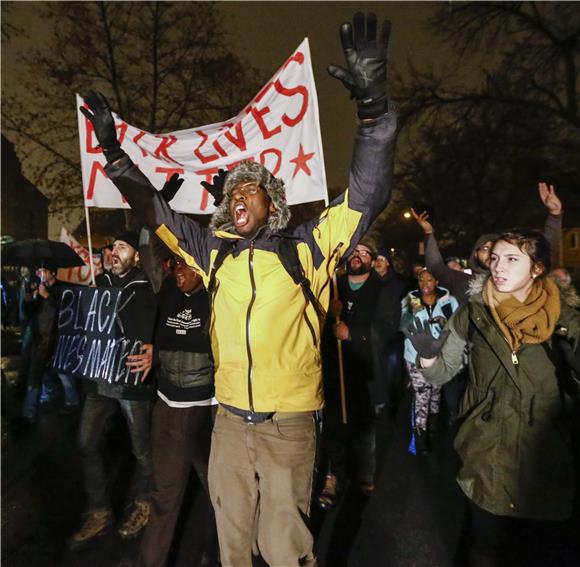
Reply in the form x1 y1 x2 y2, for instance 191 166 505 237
404 229 579 566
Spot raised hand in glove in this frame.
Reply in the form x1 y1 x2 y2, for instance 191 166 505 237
160 173 184 203
201 168 227 206
328 12 391 120
80 91 124 164
403 317 450 360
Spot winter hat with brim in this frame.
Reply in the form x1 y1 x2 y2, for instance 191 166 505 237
209 161 291 234
114 230 140 251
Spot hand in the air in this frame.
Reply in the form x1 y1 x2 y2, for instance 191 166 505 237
328 12 391 120
411 208 433 235
201 169 228 206
160 173 185 203
538 182 562 215
80 91 124 163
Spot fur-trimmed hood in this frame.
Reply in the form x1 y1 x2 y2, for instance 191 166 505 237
467 273 488 299
209 161 291 235
467 272 580 310
552 278 580 309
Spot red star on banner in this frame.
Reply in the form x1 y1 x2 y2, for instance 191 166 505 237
290 144 315 179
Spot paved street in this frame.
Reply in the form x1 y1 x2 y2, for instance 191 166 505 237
2 373 579 567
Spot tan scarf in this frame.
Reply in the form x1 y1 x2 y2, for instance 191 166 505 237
482 276 560 352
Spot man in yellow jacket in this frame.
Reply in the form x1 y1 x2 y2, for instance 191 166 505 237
82 12 397 566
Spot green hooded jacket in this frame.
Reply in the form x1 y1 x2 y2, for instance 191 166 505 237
422 275 579 521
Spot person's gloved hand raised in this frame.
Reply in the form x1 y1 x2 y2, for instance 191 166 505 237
80 91 124 164
160 173 184 203
328 12 391 120
201 168 228 206
403 317 450 360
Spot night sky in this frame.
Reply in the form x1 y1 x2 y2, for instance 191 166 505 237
2 2 446 200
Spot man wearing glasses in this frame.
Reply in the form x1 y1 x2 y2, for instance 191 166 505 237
81 13 397 566
319 241 399 509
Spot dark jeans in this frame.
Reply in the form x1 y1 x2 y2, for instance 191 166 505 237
321 365 377 485
383 341 404 409
468 499 568 563
138 400 216 567
21 335 52 419
78 392 153 511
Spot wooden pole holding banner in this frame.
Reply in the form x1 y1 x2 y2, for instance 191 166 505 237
332 272 348 424
84 205 96 287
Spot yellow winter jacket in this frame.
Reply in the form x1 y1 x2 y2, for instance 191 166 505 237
106 112 397 412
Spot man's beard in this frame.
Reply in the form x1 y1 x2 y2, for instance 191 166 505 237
347 261 370 276
111 256 134 276
475 257 490 272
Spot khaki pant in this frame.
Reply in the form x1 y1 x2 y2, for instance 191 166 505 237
208 406 317 567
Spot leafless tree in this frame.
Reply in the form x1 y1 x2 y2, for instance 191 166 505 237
2 1 263 226
374 1 580 259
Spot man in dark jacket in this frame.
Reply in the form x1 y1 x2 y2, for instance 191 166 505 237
319 240 400 507
80 13 396 565
69 231 157 550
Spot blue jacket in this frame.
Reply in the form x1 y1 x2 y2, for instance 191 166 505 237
401 286 458 363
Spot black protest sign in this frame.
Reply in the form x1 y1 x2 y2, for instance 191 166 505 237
53 286 156 386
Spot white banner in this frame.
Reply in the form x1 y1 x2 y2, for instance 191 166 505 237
57 227 102 286
78 39 328 214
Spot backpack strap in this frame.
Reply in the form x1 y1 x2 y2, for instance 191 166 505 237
204 239 236 337
207 239 235 295
277 237 326 320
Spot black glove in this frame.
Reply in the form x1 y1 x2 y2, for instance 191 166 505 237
200 168 227 206
328 12 391 120
160 173 184 203
403 317 450 359
80 91 124 164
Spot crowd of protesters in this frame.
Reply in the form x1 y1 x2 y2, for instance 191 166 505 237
2 11 580 567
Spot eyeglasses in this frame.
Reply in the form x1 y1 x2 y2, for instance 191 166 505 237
352 249 371 257
231 182 263 196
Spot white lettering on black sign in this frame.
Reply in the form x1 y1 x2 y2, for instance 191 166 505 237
53 287 155 386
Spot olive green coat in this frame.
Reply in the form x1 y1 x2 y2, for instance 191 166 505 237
423 277 579 521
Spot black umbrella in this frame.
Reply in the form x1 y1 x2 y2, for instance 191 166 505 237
1 239 85 269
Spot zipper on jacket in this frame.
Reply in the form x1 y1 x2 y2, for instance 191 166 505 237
245 240 257 413
502 336 519 365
